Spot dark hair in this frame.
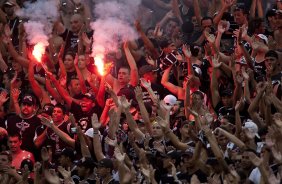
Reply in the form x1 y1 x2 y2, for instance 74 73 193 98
118 66 131 73
201 16 213 25
248 18 264 35
8 132 22 140
67 77 79 87
54 104 66 114
0 151 12 162
64 51 76 60
265 50 278 59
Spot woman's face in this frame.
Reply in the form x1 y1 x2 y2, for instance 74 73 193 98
64 54 74 70
78 55 87 69
152 123 164 138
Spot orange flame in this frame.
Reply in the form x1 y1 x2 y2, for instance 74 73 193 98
32 43 45 63
94 54 105 76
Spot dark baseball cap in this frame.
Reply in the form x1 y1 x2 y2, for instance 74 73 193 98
59 148 76 161
42 103 55 116
21 95 37 105
74 93 95 101
220 88 233 97
97 158 113 169
77 157 96 169
139 65 158 76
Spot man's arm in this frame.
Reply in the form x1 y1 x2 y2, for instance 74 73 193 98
124 42 138 87
47 71 73 108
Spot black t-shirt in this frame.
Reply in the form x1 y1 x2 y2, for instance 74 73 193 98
34 121 73 153
70 101 102 132
178 169 208 183
60 29 93 53
253 60 266 82
142 83 169 106
5 115 41 153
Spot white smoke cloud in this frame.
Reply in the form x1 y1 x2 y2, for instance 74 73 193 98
16 0 59 49
91 0 141 57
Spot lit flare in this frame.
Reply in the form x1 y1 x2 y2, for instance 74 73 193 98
94 54 105 76
32 43 45 63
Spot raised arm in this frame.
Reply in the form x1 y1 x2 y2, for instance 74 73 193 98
121 96 145 141
248 83 266 129
74 54 87 94
135 86 152 135
47 71 73 108
124 42 138 87
161 66 184 98
91 114 105 161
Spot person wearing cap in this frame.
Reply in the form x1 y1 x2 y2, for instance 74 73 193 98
8 132 34 170
57 148 77 175
5 94 41 156
139 65 169 105
158 150 182 183
34 104 73 155
48 72 102 132
74 157 96 183
96 158 118 184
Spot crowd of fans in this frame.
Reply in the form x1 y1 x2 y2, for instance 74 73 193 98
0 0 281 183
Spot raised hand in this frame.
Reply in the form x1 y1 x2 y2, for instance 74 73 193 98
134 86 143 101
0 90 9 105
57 166 71 179
114 147 125 162
105 136 117 147
182 44 191 58
218 20 230 34
44 169 60 184
11 88 21 102
145 55 155 66
211 54 221 68
155 116 168 129
81 32 91 46
39 116 53 128
41 147 50 162
119 96 132 111
134 20 142 32
91 113 101 130
248 152 262 167
140 78 151 89
153 23 163 37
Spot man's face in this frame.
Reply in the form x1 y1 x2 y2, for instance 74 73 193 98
241 151 253 169
70 15 83 33
80 98 94 112
69 79 81 95
265 56 278 71
64 55 74 70
152 123 164 138
21 103 35 116
97 166 109 178
4 6 15 17
191 94 203 109
143 72 157 83
78 55 87 69
52 107 64 123
2 74 10 89
165 20 177 36
0 154 10 166
221 96 233 107
117 68 130 84
201 19 213 30
234 10 246 26
8 136 22 153
58 155 68 167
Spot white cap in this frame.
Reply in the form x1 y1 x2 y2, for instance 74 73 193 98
256 34 268 45
243 120 259 138
84 128 100 138
163 94 177 106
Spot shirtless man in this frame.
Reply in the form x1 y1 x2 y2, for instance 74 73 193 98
8 133 34 170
